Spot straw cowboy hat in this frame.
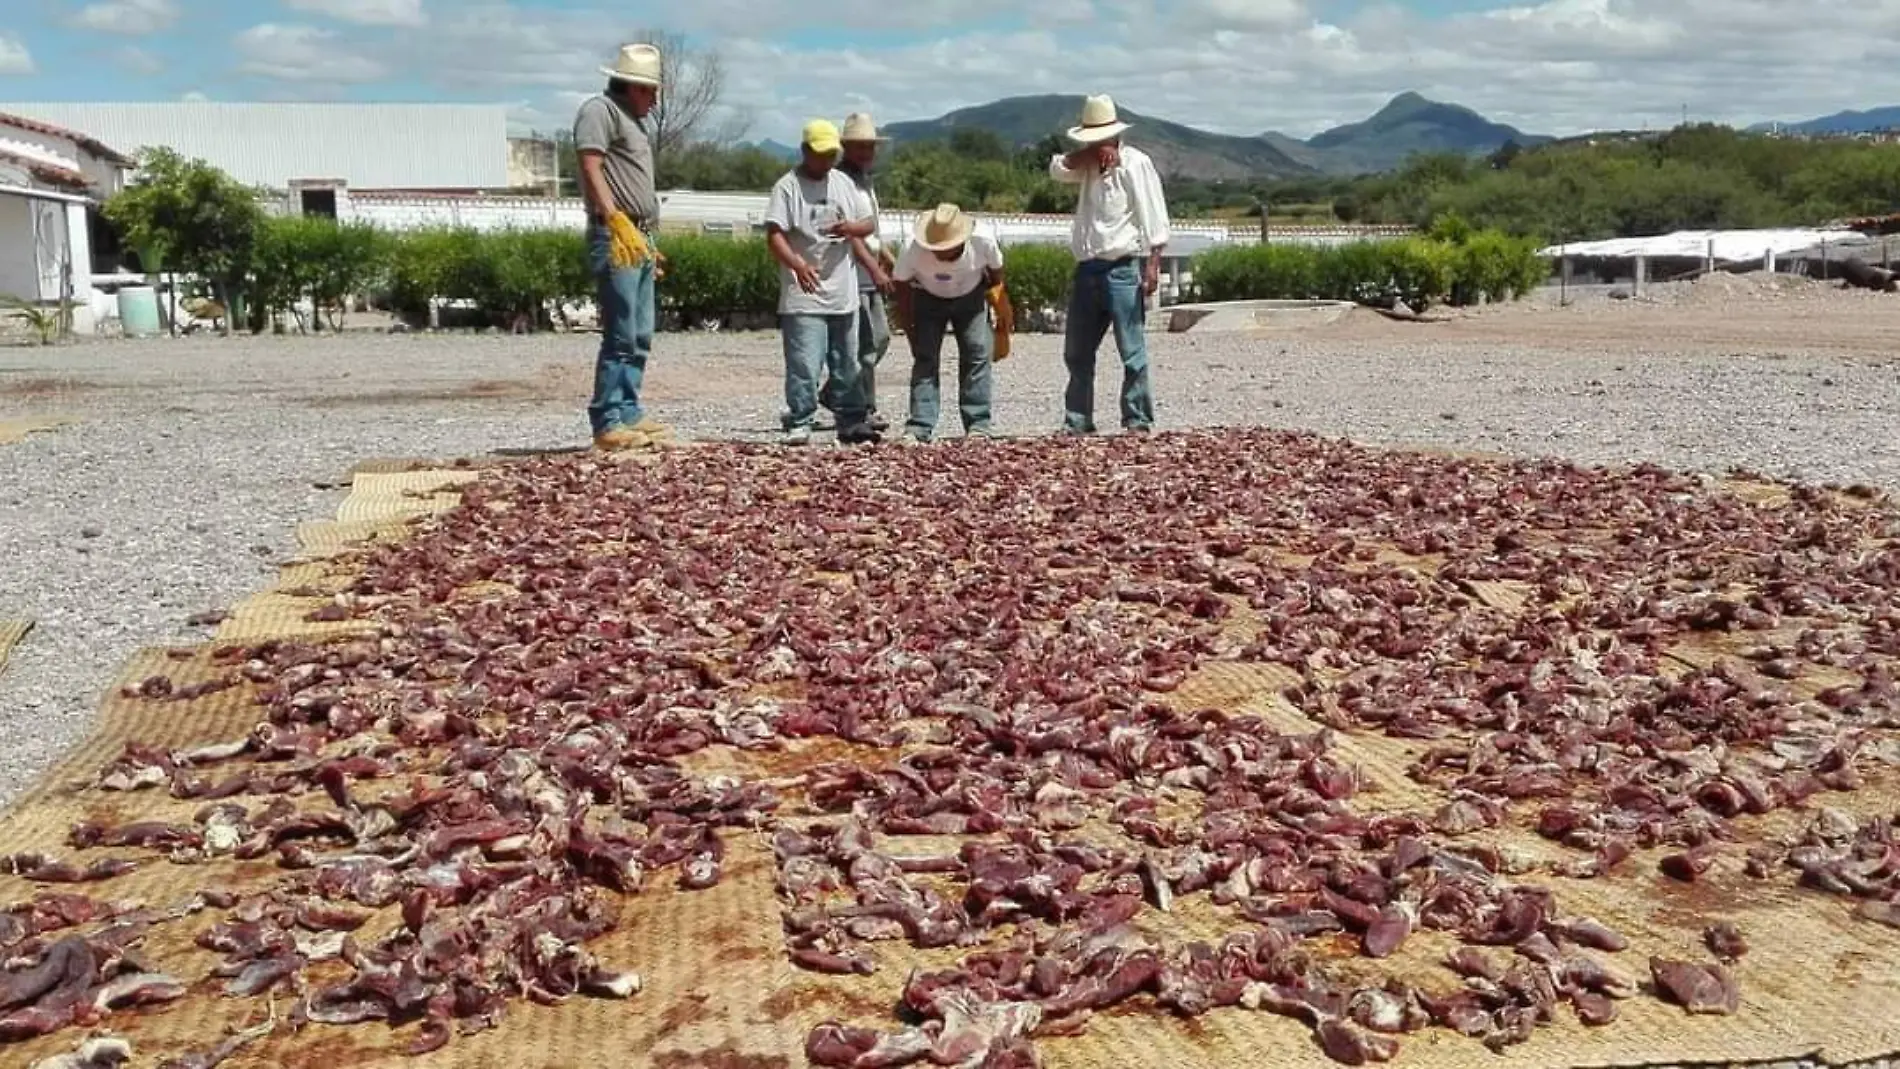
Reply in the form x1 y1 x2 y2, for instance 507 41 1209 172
841 113 888 143
1067 94 1130 145
914 203 974 252
600 43 662 86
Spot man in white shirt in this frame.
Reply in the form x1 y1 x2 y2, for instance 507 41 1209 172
817 113 894 434
1047 94 1172 435
891 203 1006 441
763 119 878 446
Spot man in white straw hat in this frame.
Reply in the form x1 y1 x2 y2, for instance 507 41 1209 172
891 203 1006 441
817 112 894 434
1047 93 1172 435
574 42 668 452
764 119 879 446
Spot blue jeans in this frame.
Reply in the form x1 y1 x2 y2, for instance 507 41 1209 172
906 286 993 440
1062 258 1154 433
821 291 891 416
781 313 864 432
586 223 656 436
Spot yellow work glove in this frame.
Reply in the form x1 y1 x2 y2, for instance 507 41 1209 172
606 211 652 268
987 283 1014 363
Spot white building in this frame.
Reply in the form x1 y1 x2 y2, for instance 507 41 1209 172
0 102 511 197
0 111 131 333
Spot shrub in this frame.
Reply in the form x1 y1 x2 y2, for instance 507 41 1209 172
1000 244 1074 318
483 229 589 329
250 217 389 331
656 235 777 325
1189 229 1547 308
1192 244 1324 302
1448 229 1548 303
387 228 487 324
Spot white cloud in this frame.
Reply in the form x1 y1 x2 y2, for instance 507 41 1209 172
0 34 33 76
284 0 427 28
236 23 387 83
180 90 209 102
114 45 164 76
67 0 180 35
184 1 1900 148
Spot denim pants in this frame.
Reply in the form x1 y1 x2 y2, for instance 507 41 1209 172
906 286 993 440
585 223 656 436
821 290 890 415
1062 257 1155 433
782 313 864 432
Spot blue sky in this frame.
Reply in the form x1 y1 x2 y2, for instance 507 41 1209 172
3 0 1899 139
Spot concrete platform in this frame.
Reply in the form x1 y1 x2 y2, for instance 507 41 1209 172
1163 298 1356 333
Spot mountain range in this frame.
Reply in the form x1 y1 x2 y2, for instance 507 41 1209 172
1747 106 1900 135
881 92 1544 178
742 95 1900 181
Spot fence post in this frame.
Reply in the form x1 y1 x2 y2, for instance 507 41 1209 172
1634 255 1647 297
1705 239 1715 275
1822 238 1829 280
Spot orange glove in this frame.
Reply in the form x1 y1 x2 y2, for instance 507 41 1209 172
987 283 1014 362
606 211 653 268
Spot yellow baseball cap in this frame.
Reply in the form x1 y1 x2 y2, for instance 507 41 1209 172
802 119 842 156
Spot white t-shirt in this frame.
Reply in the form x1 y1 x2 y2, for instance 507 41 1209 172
764 168 862 316
893 233 1003 300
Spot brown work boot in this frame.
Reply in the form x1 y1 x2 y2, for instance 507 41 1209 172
593 427 640 452
624 417 672 443
594 418 672 452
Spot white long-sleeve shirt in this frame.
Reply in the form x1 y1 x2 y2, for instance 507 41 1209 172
1048 144 1172 263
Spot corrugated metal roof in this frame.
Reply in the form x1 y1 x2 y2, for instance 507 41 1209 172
0 102 509 190
1540 228 1863 262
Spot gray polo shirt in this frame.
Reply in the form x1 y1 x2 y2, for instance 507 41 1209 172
764 167 861 316
573 93 659 227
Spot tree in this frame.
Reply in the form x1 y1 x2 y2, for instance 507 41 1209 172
1488 139 1523 170
102 147 263 336
625 31 745 159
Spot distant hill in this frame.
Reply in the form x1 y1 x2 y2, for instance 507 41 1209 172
1275 92 1551 174
1749 105 1900 135
883 92 1548 180
883 94 1315 181
744 139 800 162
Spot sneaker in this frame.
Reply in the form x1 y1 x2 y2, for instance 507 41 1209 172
781 426 812 446
1057 425 1096 438
838 421 883 445
1123 424 1154 435
965 425 996 439
870 411 891 433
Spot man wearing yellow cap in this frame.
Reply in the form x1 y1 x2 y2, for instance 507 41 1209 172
574 43 670 452
763 119 878 446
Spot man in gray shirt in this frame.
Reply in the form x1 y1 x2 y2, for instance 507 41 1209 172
764 119 876 446
817 113 893 433
574 43 666 452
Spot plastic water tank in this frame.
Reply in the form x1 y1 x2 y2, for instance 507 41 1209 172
117 285 161 337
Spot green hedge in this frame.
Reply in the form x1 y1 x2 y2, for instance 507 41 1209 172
239 219 1546 332
1189 227 1547 308
382 227 591 328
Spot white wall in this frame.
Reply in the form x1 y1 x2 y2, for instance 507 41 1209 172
345 194 585 232
66 201 93 331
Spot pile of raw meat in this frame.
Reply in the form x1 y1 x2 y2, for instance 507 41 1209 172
3 429 1898 1068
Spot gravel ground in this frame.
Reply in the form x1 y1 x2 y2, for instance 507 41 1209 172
1 283 1897 815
